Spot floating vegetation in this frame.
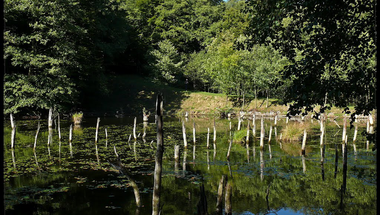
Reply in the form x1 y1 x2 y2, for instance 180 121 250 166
3 116 376 214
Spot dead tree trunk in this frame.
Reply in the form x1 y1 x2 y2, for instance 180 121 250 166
133 117 137 140
342 115 347 143
58 114 61 141
152 94 164 215
301 129 307 155
95 117 100 144
33 121 41 150
182 121 188 149
207 128 210 149
10 114 16 149
48 108 53 128
193 122 196 144
260 118 264 150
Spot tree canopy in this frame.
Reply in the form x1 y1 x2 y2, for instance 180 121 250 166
4 0 376 117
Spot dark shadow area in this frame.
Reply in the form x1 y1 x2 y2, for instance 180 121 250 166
80 74 189 116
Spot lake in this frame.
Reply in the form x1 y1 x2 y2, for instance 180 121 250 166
3 115 376 214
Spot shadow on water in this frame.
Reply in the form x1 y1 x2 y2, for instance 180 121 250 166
3 114 377 214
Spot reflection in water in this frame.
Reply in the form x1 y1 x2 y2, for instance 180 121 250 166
206 150 210 170
260 149 264 181
183 149 188 176
320 144 325 181
33 150 40 170
69 124 73 158
334 144 339 179
3 116 376 215
225 181 232 215
134 141 138 161
174 145 180 173
302 155 306 173
58 140 62 163
11 149 16 169
197 184 208 215
108 159 141 209
340 141 348 212
48 145 51 159
95 144 99 165
216 175 226 214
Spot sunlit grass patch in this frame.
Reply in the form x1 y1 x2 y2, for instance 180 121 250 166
281 122 312 142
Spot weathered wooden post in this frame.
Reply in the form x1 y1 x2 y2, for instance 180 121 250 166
33 121 41 150
246 121 250 146
215 175 226 214
342 115 347 143
274 114 278 126
58 114 61 141
105 128 108 148
320 114 324 146
225 181 232 215
268 125 272 144
47 127 53 146
47 109 53 146
237 115 242 131
48 108 53 128
260 117 265 150
182 121 188 149
213 119 217 150
193 121 196 144
133 117 137 140
301 129 307 155
95 117 100 144
152 94 164 215
10 114 16 149
206 128 210 149
69 124 73 157
353 123 358 142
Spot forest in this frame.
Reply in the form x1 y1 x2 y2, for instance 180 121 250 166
4 0 377 117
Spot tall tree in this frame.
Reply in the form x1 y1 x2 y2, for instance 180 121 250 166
245 0 376 117
4 0 131 114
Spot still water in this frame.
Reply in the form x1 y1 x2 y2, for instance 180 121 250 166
3 115 376 214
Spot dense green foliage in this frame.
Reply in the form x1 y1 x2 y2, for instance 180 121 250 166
4 0 376 116
245 0 377 116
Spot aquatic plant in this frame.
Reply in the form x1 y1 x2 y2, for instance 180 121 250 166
281 121 312 142
72 112 83 125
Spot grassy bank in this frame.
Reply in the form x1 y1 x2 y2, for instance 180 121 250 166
82 74 374 118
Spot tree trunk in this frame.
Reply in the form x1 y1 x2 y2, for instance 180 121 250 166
152 94 164 215
34 121 41 150
260 118 264 150
95 117 100 144
10 114 16 149
182 121 187 149
301 129 307 155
